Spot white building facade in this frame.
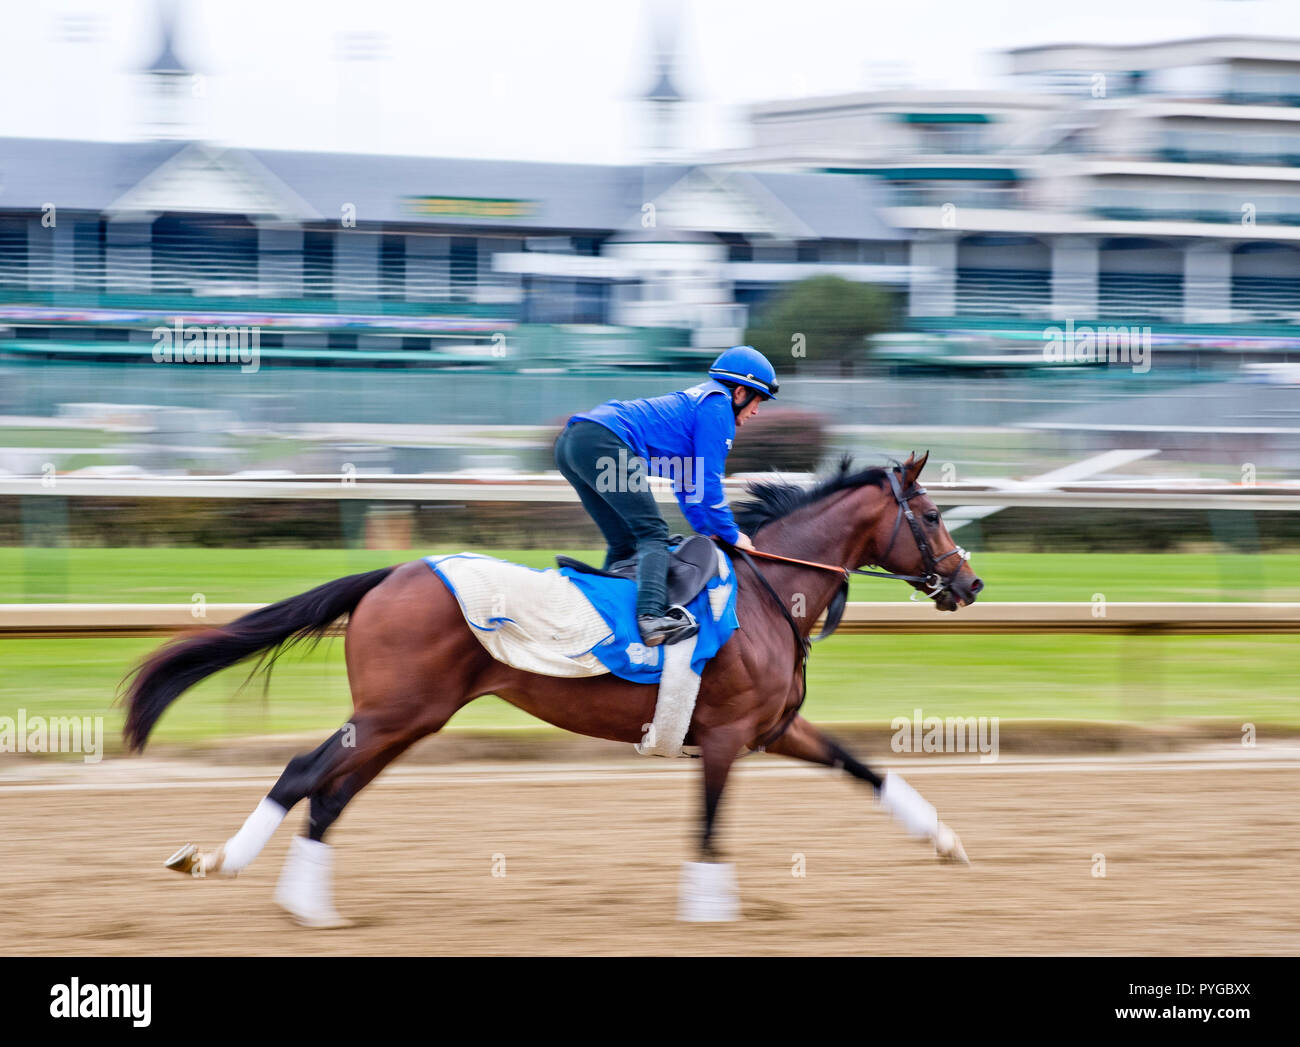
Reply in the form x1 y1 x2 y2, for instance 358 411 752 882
724 35 1300 332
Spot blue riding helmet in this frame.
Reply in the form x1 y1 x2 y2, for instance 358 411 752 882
708 346 779 400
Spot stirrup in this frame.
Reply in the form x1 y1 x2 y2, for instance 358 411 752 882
637 605 698 647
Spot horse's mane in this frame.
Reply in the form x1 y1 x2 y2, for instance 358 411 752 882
732 454 890 535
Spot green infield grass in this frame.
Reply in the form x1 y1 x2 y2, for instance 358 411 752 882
0 548 1296 746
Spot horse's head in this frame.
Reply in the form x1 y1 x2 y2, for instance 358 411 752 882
861 451 983 612
733 452 984 613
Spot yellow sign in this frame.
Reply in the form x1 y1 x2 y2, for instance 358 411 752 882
404 196 537 219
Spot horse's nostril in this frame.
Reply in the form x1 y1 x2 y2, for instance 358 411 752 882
970 578 984 594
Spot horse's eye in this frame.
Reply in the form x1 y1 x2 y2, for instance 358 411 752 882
924 511 940 525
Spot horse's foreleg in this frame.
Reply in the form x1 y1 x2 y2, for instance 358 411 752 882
679 728 745 921
766 715 969 863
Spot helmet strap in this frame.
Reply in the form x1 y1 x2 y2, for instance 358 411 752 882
732 386 760 416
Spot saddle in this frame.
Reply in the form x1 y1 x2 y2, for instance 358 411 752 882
556 534 722 609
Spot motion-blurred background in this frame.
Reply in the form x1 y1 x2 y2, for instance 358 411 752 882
1 0 1297 746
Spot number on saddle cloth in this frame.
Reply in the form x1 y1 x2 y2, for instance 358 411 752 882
555 535 722 609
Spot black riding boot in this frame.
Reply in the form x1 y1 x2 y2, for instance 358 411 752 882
637 605 699 647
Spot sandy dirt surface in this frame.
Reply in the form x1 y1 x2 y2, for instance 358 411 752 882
1 752 1297 955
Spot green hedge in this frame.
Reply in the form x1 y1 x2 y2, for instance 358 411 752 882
2 496 1298 552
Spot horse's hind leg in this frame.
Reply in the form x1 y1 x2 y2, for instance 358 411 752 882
271 676 479 927
268 567 490 925
272 737 417 928
765 715 969 863
305 745 404 843
164 724 359 882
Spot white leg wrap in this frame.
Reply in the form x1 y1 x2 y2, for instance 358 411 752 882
274 836 348 928
634 635 701 758
219 797 287 873
878 773 939 839
677 861 740 922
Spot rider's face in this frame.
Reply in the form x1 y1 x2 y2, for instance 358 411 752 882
733 389 763 426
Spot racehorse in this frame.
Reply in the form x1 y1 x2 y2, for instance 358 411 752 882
123 451 983 926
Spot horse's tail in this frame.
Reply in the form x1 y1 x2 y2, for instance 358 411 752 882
122 566 396 752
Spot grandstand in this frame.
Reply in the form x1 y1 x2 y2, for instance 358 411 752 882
6 23 1300 377
0 7 910 372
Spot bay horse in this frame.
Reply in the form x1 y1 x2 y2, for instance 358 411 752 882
123 451 983 926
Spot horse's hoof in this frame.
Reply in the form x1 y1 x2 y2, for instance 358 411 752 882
164 843 235 878
164 843 200 875
934 823 970 865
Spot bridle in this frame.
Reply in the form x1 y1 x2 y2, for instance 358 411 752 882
723 463 972 650
720 462 971 751
869 466 971 601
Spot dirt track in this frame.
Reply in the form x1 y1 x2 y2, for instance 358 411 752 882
2 754 1297 955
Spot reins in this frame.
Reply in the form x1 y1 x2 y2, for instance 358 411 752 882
714 463 972 751
717 540 816 752
723 463 972 646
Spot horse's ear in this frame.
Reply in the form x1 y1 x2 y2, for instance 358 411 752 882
902 450 929 487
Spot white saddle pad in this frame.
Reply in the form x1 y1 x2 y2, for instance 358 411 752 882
430 553 706 757
430 553 614 677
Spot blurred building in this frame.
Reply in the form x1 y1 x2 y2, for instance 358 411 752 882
729 35 1300 335
0 4 905 365
5 20 1300 376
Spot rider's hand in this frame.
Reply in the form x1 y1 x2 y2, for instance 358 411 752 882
733 533 756 552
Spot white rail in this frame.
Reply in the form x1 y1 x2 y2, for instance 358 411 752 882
1 602 1295 638
0 474 1298 510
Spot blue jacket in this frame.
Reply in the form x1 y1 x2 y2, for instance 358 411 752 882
569 379 741 543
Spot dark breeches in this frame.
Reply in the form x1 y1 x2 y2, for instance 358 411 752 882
555 419 671 617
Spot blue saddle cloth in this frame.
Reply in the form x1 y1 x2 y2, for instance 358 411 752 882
559 554 739 684
424 548 739 685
